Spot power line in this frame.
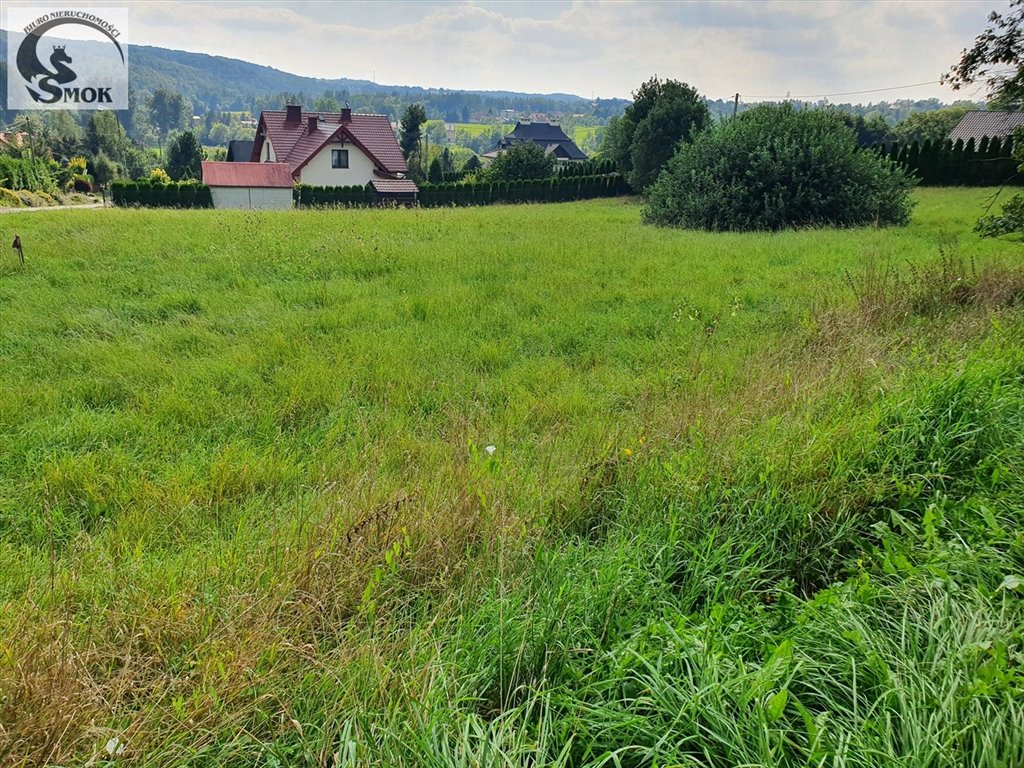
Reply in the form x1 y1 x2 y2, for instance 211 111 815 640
742 80 941 101
741 69 1021 103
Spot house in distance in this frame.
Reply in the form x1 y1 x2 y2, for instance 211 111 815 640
203 104 417 208
482 120 588 164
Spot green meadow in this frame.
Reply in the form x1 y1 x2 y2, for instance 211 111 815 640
1 189 1023 766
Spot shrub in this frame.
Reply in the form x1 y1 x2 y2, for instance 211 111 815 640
0 188 23 207
644 104 916 231
484 142 555 183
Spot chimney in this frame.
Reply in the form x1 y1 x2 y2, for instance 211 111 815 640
340 107 352 123
308 115 318 132
285 104 301 124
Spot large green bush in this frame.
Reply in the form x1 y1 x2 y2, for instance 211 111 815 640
644 104 916 231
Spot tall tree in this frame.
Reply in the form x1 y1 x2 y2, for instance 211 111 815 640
85 111 127 159
165 130 203 181
599 76 709 191
147 89 190 158
944 0 1024 107
399 103 427 162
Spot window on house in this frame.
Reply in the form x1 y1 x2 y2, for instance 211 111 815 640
331 149 349 169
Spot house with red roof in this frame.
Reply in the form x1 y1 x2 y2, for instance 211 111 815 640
203 105 417 208
251 105 416 195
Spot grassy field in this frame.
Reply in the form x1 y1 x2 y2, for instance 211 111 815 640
571 124 602 146
1 190 1023 766
447 121 501 137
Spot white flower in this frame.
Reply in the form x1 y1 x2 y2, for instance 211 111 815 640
485 445 496 456
105 736 126 756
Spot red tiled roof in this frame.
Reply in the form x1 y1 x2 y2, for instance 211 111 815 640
202 161 294 187
370 179 419 194
254 110 408 176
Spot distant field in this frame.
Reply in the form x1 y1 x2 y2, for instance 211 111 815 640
572 124 601 145
2 190 1022 766
446 121 509 137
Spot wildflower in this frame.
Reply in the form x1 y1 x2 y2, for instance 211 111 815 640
105 737 126 757
485 445 496 456
622 448 633 457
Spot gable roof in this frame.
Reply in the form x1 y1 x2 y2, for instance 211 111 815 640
370 178 419 194
202 161 294 188
949 110 1024 143
226 140 254 162
488 121 587 161
252 108 407 176
509 121 576 143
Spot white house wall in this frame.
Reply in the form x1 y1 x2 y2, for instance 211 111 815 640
210 187 292 210
298 141 377 186
261 139 277 162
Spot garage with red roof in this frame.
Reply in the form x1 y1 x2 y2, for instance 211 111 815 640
201 161 294 210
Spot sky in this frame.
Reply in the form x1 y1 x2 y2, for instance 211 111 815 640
3 0 1002 103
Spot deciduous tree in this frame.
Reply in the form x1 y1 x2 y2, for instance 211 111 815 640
147 89 190 158
484 142 555 183
599 76 709 192
945 0 1024 106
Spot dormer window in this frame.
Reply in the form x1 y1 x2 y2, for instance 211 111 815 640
331 149 349 169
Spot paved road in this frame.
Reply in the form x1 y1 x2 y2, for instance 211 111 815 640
0 203 105 215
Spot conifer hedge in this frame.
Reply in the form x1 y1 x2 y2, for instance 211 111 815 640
111 180 213 207
867 136 1021 186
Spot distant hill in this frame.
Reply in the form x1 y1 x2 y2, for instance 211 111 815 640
0 32 625 119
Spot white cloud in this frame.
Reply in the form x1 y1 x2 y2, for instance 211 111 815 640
116 0 989 101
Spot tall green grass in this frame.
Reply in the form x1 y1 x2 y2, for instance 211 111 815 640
0 189 1022 766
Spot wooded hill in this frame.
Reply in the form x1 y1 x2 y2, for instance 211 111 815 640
0 34 627 122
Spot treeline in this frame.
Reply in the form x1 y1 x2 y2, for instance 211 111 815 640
870 136 1022 186
111 179 213 207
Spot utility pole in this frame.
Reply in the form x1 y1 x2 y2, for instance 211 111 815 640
733 93 739 118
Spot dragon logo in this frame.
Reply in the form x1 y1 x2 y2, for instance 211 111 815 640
13 12 125 106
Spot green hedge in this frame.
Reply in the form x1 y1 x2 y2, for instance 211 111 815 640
867 136 1021 186
112 180 213 208
418 173 628 208
556 158 616 177
293 174 629 210
293 184 374 207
